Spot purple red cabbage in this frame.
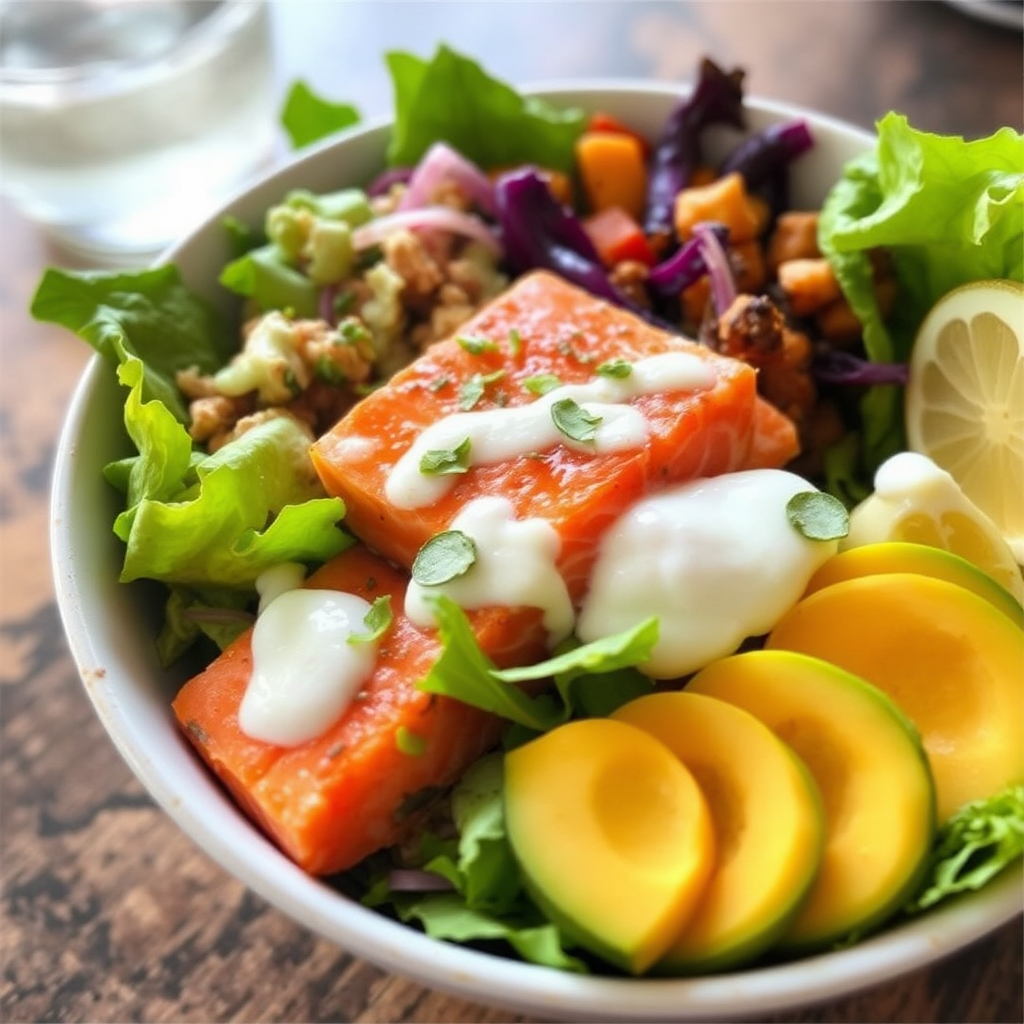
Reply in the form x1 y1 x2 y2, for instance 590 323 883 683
720 118 814 217
494 167 631 309
642 58 746 241
720 119 814 190
647 223 729 296
813 349 909 386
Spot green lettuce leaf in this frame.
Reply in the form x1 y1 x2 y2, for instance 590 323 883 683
386 45 586 172
155 585 254 666
30 265 233 423
363 754 586 972
392 893 586 972
219 243 320 318
819 115 1024 480
906 784 1024 913
418 595 658 732
113 349 350 587
447 754 523 915
280 79 361 149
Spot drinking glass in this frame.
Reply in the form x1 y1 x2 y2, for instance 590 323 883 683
0 0 277 264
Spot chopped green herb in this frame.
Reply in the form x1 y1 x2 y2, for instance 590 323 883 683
333 290 356 316
428 375 451 393
412 530 478 586
459 369 506 410
396 726 428 756
349 595 393 644
457 334 499 355
315 354 345 385
420 437 473 476
338 317 372 346
596 358 633 379
522 373 562 396
786 491 851 541
507 328 523 356
551 397 602 444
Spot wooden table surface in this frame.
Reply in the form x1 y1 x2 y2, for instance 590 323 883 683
2 2 1022 1021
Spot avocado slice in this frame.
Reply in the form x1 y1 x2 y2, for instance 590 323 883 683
688 648 936 953
613 691 825 973
503 717 715 974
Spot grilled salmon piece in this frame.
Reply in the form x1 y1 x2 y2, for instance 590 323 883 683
312 271 794 601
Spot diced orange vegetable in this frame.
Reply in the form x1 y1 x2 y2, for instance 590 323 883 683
673 171 770 244
777 257 843 317
582 206 656 267
767 211 821 271
575 130 648 220
730 240 768 294
681 276 712 326
587 111 652 158
172 544 548 875
311 271 795 605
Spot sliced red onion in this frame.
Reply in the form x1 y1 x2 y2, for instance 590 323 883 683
398 142 497 217
693 221 737 314
813 350 910 386
387 868 455 893
352 207 503 256
367 165 413 198
318 283 339 324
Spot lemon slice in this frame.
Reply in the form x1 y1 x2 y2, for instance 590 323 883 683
905 279 1024 563
842 451 1024 604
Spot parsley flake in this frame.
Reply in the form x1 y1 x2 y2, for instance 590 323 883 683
348 595 393 645
395 726 427 756
457 334 499 355
597 358 633 379
412 530 478 586
508 328 523 356
551 397 602 444
523 373 562 396
786 491 850 541
419 437 472 476
459 369 506 410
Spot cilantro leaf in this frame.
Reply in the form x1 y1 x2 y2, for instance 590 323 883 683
551 397 602 444
412 531 478 586
420 437 472 476
786 491 850 541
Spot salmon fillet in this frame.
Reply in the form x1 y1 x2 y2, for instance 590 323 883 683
312 271 792 602
173 545 548 875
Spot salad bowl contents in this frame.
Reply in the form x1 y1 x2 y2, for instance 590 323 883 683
43 47 1023 1021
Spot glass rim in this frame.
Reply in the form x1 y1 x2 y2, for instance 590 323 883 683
0 0 266 92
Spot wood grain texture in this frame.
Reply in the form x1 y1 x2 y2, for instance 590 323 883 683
2 2 1022 1022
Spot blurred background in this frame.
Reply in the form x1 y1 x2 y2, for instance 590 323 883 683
1 3 1022 1023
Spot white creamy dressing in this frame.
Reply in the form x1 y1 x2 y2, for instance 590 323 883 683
404 496 575 645
237 461 839 745
576 469 840 679
238 586 378 747
255 562 307 613
385 352 715 509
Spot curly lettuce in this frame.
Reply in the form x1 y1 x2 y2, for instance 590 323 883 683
819 114 1024 477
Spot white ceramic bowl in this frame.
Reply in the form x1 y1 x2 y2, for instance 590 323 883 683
50 83 1023 1022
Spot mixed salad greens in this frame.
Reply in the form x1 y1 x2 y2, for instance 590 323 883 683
34 46 1024 973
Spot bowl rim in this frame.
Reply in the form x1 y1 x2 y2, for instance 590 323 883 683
50 78 1024 1022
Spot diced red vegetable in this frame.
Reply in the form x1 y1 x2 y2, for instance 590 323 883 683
582 207 657 267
